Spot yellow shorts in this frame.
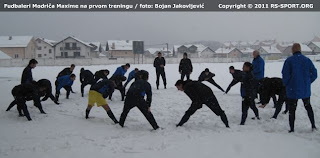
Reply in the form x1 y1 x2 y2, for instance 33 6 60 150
88 90 107 107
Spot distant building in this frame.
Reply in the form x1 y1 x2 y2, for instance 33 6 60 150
173 44 214 58
282 43 313 56
88 42 103 58
145 48 172 58
106 40 134 58
258 46 282 60
239 48 255 58
0 36 36 59
307 42 320 54
54 36 95 58
214 47 243 58
35 38 56 59
311 36 320 42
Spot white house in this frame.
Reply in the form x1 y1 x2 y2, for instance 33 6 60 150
54 36 94 58
258 46 282 59
173 44 214 58
106 40 134 58
35 38 56 59
214 47 243 58
0 36 36 59
307 42 320 54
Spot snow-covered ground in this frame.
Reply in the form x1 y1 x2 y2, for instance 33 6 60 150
0 62 320 158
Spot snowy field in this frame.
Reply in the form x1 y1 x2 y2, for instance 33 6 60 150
0 62 320 158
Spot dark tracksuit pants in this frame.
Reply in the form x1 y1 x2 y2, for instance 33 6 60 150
156 69 167 88
177 97 229 127
241 97 259 125
55 81 71 100
207 79 225 92
81 80 94 96
14 96 32 121
272 92 288 119
287 98 316 131
109 84 125 101
181 72 190 81
119 96 159 130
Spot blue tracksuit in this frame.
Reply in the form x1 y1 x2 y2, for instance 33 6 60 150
282 52 317 99
112 66 127 78
125 70 136 85
56 75 74 91
252 55 265 80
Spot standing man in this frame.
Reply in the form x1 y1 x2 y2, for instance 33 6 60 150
239 62 260 125
154 52 167 89
198 68 225 92
80 68 95 97
225 66 243 94
119 70 160 130
282 43 317 132
21 59 38 84
252 50 265 102
179 53 193 81
175 80 229 128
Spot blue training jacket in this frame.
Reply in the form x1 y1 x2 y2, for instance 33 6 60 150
112 66 127 78
57 75 74 91
252 55 265 80
282 52 317 99
126 70 136 84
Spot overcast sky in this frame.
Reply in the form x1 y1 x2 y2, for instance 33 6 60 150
0 12 319 45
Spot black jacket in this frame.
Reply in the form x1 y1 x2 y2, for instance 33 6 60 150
90 79 115 98
80 70 94 83
198 71 215 81
154 57 166 71
21 66 33 84
11 83 42 107
94 70 108 82
182 80 215 107
57 68 72 78
259 77 286 105
179 58 193 73
240 71 255 98
37 79 56 102
126 80 152 107
225 69 243 93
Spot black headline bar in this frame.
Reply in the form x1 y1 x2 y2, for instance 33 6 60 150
0 0 319 11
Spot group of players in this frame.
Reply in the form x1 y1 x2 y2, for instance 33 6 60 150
5 43 318 132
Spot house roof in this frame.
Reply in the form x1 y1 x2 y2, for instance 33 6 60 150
260 46 282 54
146 48 172 55
36 38 56 46
214 47 239 54
89 42 101 52
311 36 320 42
54 36 93 47
0 36 33 48
309 42 320 49
0 50 11 59
107 40 133 51
240 48 255 54
173 44 209 53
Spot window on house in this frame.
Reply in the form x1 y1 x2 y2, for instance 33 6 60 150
38 47 42 50
65 43 70 48
44 54 47 56
60 47 63 50
14 54 19 58
38 54 42 58
44 46 47 49
72 43 77 48
49 49 52 53
74 52 80 57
